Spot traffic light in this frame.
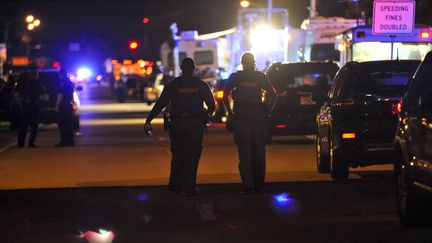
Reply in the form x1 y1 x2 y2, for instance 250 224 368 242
142 17 150 24
129 40 139 50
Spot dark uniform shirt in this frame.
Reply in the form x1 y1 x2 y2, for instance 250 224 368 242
146 76 215 121
59 77 75 106
14 74 45 104
224 70 275 120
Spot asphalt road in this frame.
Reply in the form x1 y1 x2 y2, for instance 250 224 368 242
0 102 431 242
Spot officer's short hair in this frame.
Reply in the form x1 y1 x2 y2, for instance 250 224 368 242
181 58 195 72
241 52 256 66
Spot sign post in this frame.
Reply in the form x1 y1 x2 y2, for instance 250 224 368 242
372 0 416 59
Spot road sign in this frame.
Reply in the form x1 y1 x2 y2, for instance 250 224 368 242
372 0 416 35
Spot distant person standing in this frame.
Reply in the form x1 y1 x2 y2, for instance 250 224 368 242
115 75 127 103
144 58 215 197
13 70 45 148
223 52 276 195
55 68 75 147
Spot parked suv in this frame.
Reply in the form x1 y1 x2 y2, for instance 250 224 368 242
395 52 432 227
316 60 420 181
266 62 339 142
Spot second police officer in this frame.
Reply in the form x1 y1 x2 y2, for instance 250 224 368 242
144 58 215 197
13 69 46 148
223 52 276 195
55 68 75 147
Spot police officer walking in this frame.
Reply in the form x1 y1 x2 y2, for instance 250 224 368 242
144 58 215 197
223 52 276 195
55 68 75 147
13 70 45 148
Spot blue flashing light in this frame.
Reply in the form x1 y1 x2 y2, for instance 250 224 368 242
138 193 148 202
274 193 291 203
220 72 230 80
271 192 302 215
77 67 92 81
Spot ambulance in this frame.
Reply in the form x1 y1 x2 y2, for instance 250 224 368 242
160 8 289 81
299 16 362 62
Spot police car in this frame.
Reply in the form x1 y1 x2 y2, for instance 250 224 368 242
37 69 82 132
266 61 339 143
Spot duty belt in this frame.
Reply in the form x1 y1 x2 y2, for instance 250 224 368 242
171 112 198 119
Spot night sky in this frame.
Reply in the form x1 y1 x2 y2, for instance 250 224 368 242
0 0 348 70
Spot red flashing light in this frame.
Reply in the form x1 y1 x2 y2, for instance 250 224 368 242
142 17 150 24
53 61 61 69
129 41 139 50
420 30 430 39
356 31 366 38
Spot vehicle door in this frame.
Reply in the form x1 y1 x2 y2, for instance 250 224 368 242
403 61 432 188
330 63 362 133
322 65 348 127
317 66 347 148
416 62 432 188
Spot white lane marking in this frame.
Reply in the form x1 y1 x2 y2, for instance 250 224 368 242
0 142 16 155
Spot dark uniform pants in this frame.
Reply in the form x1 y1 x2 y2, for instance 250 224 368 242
57 105 74 145
234 117 267 190
169 117 205 193
18 103 39 146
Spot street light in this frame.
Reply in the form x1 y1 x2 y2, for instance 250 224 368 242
33 19 41 27
26 15 41 31
26 15 34 23
2 14 41 62
27 23 35 30
240 0 250 8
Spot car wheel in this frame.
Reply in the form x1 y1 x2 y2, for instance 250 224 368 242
329 137 349 181
316 133 330 173
397 163 432 227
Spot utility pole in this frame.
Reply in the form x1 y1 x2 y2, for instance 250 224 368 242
310 0 317 18
267 0 273 22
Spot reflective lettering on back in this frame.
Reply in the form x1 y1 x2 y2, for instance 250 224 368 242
239 81 257 88
178 88 199 94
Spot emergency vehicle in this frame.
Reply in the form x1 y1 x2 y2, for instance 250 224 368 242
298 17 362 62
160 8 289 80
110 59 153 82
107 59 154 101
336 25 432 66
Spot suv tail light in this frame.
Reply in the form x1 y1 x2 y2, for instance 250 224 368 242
216 90 224 99
392 101 403 115
342 133 356 139
71 101 78 112
276 124 286 129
